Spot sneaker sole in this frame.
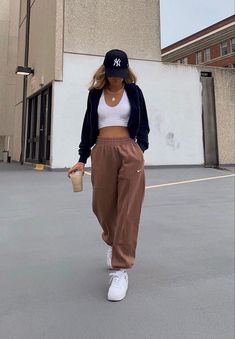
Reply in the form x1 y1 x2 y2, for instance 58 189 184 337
107 292 127 301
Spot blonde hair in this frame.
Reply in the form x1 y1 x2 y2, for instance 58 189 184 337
88 65 137 90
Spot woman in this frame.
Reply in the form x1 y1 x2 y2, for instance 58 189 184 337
68 49 150 301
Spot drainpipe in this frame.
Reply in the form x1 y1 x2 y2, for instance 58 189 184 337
20 0 31 165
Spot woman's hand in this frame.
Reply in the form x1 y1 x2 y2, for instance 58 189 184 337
67 162 85 177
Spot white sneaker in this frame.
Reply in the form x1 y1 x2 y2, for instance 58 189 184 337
107 269 128 301
106 245 113 269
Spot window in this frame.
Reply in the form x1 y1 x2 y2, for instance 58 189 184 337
220 42 228 56
204 48 211 62
230 38 235 53
196 51 202 64
176 57 188 64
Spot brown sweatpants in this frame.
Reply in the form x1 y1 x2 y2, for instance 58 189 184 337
90 136 145 269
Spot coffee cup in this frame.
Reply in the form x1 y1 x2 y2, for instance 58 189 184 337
70 170 84 192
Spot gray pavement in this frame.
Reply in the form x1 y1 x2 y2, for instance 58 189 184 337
0 162 234 339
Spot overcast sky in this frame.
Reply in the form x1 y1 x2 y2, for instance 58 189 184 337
160 0 235 48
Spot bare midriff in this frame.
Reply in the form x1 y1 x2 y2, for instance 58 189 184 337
98 126 130 138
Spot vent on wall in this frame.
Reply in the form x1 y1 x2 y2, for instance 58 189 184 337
201 71 212 77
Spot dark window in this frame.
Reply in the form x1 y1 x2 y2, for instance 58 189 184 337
231 38 235 53
220 42 228 56
176 58 188 64
225 64 235 68
196 51 202 64
204 48 211 62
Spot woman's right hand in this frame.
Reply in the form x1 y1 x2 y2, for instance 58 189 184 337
67 162 85 178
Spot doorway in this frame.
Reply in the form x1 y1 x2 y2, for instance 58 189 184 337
200 72 219 167
25 84 52 164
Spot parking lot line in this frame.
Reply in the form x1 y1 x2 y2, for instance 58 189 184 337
145 174 235 189
84 171 234 189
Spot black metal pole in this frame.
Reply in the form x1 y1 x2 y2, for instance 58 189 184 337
20 0 31 165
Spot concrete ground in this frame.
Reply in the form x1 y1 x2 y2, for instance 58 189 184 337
0 162 234 339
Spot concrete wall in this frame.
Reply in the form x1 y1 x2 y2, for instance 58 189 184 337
213 68 235 164
51 54 204 168
0 0 20 158
19 0 27 24
13 104 23 161
27 0 57 96
16 0 63 98
64 0 161 61
16 0 61 99
0 136 4 160
13 0 63 161
15 4 25 106
14 6 25 161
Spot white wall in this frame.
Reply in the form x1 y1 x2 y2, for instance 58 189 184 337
51 54 204 168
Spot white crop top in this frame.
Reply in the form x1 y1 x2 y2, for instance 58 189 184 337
97 89 131 129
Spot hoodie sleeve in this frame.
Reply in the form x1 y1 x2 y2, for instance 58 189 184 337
136 85 150 152
78 92 92 164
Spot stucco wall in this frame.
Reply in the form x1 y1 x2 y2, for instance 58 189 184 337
16 0 63 100
12 103 22 161
14 8 25 161
19 0 27 25
0 0 20 158
64 0 161 61
15 17 25 105
26 0 57 96
13 0 63 160
51 54 204 168
213 68 235 165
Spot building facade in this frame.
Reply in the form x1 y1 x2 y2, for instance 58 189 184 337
1 1 234 168
0 0 20 161
13 0 161 168
161 15 235 68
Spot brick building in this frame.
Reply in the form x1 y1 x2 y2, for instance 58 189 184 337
161 15 235 68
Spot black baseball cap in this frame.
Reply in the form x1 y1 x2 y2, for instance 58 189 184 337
103 49 129 78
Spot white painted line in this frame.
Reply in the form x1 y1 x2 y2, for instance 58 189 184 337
145 174 235 189
84 171 234 189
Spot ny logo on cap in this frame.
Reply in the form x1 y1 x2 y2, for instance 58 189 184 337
113 58 121 67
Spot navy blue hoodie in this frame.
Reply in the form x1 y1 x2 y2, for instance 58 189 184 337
78 82 150 164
